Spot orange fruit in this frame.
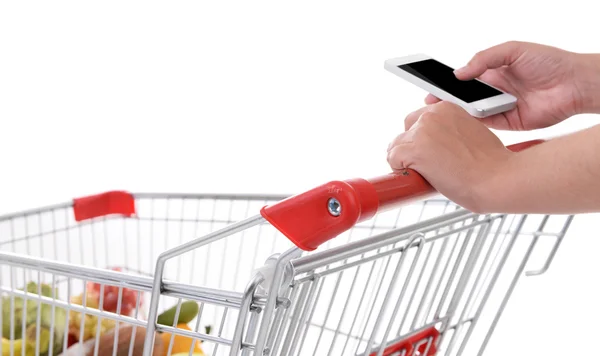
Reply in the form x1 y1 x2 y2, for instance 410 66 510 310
160 324 204 356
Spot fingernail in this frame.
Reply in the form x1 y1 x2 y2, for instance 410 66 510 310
454 67 466 76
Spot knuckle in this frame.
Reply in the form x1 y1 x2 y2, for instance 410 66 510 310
471 51 485 63
387 136 419 170
417 111 438 123
406 109 427 130
419 110 440 126
387 146 407 168
411 126 429 143
388 134 401 149
432 101 465 117
505 40 522 48
386 148 397 162
435 101 455 111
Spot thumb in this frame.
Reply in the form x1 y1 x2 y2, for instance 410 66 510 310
454 41 525 80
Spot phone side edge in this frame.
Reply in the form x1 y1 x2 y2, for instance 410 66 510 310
384 53 431 68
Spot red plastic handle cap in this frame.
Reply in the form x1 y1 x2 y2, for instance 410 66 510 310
73 191 136 222
261 173 436 252
260 179 378 251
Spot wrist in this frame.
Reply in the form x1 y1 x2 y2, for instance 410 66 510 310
471 150 520 214
574 53 600 114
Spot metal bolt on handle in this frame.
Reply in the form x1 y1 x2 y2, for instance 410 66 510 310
328 197 342 216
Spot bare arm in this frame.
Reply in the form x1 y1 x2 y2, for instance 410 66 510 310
578 53 600 115
480 124 600 214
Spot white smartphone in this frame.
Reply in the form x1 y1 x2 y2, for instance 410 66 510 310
384 54 517 118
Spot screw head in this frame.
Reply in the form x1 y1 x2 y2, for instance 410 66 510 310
327 198 342 217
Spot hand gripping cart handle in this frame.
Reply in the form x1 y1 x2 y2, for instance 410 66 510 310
261 139 546 251
138 139 552 356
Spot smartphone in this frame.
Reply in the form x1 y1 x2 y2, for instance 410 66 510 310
384 54 517 118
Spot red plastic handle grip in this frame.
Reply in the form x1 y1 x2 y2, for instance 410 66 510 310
261 139 544 251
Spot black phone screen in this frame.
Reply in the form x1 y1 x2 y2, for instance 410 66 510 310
398 59 503 103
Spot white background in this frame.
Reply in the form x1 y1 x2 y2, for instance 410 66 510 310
1 1 599 355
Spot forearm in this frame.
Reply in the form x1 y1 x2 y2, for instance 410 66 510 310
479 124 600 214
576 53 600 114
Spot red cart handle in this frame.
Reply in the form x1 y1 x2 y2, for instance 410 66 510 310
261 139 544 251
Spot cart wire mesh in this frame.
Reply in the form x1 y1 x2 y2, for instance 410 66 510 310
0 193 572 356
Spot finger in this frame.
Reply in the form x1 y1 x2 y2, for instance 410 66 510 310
405 106 430 131
454 41 525 80
478 115 510 130
387 142 415 171
424 94 441 105
478 112 525 131
387 131 406 153
387 128 416 153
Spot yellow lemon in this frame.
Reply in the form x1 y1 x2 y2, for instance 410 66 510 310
160 324 204 356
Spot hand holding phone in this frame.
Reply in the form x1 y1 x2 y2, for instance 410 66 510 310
384 54 517 118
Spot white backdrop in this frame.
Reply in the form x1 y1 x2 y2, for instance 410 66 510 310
1 1 599 355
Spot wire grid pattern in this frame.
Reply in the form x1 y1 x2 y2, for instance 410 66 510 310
267 211 572 356
0 193 572 356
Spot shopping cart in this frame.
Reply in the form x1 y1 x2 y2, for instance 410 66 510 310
0 139 572 356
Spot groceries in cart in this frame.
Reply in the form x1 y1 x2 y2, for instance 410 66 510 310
1 267 209 356
1 282 66 356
